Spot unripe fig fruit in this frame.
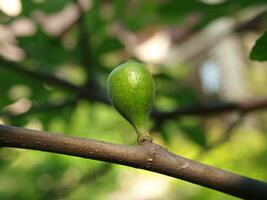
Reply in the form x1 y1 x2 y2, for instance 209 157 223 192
107 61 155 144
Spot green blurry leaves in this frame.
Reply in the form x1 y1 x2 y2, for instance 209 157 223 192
250 31 267 61
22 0 72 16
179 117 207 147
1 1 267 199
159 117 207 147
159 0 267 28
18 30 76 69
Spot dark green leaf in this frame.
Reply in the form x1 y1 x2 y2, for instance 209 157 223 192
250 31 267 61
178 117 207 147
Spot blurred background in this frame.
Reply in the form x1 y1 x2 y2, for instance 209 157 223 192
0 0 267 199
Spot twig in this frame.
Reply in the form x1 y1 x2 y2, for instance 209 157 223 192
1 59 267 120
0 57 108 104
153 98 267 120
1 98 78 119
0 57 80 92
196 113 246 159
76 1 92 74
1 55 267 117
1 56 267 117
0 124 267 199
74 0 101 92
234 10 267 33
182 10 267 64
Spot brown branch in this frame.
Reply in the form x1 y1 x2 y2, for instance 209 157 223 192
0 57 80 92
153 98 267 121
2 98 78 119
196 113 246 159
1 55 267 117
0 57 108 103
76 1 92 73
0 125 267 199
234 10 267 33
183 10 267 64
1 58 267 120
74 0 101 92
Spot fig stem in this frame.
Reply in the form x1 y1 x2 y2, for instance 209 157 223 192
137 131 152 144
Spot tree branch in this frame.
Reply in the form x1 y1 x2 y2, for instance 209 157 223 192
74 0 103 94
0 57 108 103
1 57 267 119
76 0 93 75
0 125 266 199
2 98 78 119
153 98 267 121
196 113 246 159
0 57 80 91
183 10 267 64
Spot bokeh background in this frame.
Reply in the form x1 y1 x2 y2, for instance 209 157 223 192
0 0 267 199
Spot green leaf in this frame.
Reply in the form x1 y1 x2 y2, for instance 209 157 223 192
18 29 74 68
22 0 72 16
158 120 178 144
250 31 267 61
178 117 207 147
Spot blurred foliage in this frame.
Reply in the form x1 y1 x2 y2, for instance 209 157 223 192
0 0 267 200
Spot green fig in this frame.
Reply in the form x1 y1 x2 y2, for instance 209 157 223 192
107 61 155 144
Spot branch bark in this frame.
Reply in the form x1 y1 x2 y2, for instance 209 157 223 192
2 98 77 119
0 57 108 103
1 57 267 119
153 98 267 121
0 57 80 91
0 124 266 199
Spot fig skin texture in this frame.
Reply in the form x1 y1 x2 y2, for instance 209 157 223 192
107 61 155 144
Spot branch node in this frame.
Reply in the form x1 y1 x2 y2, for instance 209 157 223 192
143 143 162 169
137 131 153 144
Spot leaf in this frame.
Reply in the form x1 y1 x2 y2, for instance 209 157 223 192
22 0 72 16
250 31 267 61
159 0 267 27
178 117 207 147
18 29 74 68
158 120 178 144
